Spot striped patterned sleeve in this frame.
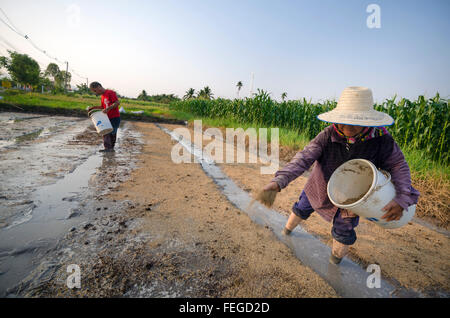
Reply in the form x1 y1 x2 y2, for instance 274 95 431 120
379 137 420 210
271 129 329 190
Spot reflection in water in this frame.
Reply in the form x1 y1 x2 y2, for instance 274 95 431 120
0 120 143 296
15 129 44 143
102 151 117 167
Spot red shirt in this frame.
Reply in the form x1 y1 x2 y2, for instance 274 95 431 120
101 89 120 119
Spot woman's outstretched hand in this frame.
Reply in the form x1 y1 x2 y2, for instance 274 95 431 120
263 181 280 192
252 182 280 208
381 200 403 221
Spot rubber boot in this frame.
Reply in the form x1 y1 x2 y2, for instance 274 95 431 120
330 239 349 264
282 212 302 235
102 133 114 151
111 133 117 149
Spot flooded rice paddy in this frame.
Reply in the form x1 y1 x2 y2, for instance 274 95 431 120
0 112 142 296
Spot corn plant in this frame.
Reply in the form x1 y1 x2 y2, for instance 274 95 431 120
171 91 449 164
376 93 449 163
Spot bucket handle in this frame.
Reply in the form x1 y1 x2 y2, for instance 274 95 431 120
88 109 101 117
376 169 391 189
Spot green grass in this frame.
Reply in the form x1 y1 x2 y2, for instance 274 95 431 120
402 146 450 181
0 91 178 119
169 110 449 182
1 90 447 181
196 116 311 151
171 92 449 165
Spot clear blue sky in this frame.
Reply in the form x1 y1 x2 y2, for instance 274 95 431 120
0 0 449 101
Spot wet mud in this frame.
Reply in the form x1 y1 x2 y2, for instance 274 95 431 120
0 103 187 125
0 112 143 296
11 121 338 298
161 122 450 297
2 113 448 298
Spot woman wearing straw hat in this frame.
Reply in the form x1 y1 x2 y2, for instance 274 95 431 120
263 86 420 264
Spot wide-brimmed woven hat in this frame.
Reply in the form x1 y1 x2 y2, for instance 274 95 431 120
317 86 394 126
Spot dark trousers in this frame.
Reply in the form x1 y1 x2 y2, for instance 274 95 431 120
103 117 121 149
292 191 359 245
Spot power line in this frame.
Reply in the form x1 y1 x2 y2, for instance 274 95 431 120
69 67 88 81
0 7 89 83
0 15 22 36
0 15 65 67
0 42 11 57
0 34 58 72
0 40 48 72
0 7 24 36
0 34 20 53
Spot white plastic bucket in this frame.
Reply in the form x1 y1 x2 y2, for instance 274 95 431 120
89 110 113 136
327 159 416 229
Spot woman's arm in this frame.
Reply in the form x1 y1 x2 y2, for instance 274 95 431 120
379 138 420 219
270 129 328 191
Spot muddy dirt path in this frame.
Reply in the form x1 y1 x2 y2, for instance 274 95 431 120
10 119 448 297
220 163 449 296
0 113 143 296
159 123 450 297
15 122 337 297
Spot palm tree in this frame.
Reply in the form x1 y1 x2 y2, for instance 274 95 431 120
281 92 287 102
45 63 72 90
45 63 61 89
58 70 71 90
198 86 213 100
236 81 243 98
45 63 60 79
183 88 195 100
138 89 148 100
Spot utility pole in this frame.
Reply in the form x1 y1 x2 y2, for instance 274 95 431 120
64 61 69 92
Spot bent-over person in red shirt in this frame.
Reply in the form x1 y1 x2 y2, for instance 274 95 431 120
88 82 121 152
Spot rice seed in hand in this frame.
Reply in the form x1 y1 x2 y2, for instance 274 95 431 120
249 189 278 209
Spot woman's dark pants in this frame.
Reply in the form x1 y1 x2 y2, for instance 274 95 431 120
292 191 359 245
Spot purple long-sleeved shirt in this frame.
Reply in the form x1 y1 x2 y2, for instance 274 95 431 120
272 125 420 222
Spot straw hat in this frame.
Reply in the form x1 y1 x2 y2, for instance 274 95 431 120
317 86 394 126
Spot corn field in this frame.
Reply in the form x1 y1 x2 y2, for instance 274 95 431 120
375 94 449 164
170 90 449 164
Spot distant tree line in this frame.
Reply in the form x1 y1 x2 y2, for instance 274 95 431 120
183 86 214 100
0 50 104 97
0 52 288 101
137 90 180 103
0 50 87 94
